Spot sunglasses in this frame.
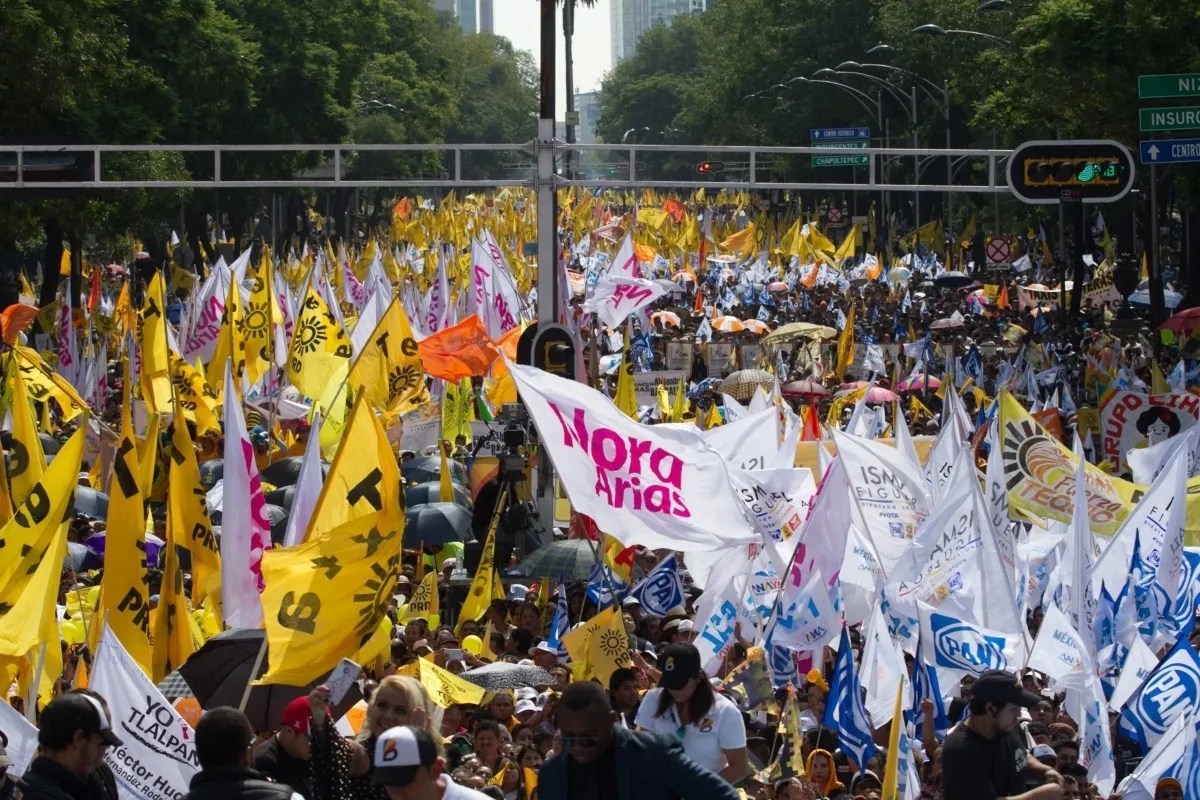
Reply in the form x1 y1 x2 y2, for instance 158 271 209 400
559 734 601 748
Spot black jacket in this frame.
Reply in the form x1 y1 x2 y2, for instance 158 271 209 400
183 767 297 800
538 726 739 800
19 757 91 800
253 738 311 799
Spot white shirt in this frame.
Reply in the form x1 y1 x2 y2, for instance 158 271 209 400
634 688 747 775
440 774 493 799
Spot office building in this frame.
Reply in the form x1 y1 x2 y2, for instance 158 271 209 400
610 0 712 64
478 0 494 33
574 91 602 144
430 0 492 35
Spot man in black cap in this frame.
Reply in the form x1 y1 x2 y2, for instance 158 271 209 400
941 670 1064 800
19 693 123 800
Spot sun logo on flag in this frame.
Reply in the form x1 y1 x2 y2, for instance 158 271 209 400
353 554 400 643
243 301 270 339
388 365 421 398
294 316 327 355
597 629 627 659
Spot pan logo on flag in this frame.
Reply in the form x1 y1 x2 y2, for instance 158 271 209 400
931 613 1011 674
888 522 915 540
1133 661 1200 737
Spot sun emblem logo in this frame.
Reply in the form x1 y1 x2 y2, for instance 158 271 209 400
243 301 270 339
388 365 421 399
353 553 399 643
597 629 627 659
294 316 327 355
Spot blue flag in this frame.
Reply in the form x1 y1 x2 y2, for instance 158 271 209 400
910 637 950 742
545 580 570 657
630 555 685 617
586 563 623 610
823 624 877 770
1118 633 1200 751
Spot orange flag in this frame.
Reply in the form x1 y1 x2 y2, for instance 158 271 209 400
799 260 820 290
417 314 501 382
663 197 685 224
393 196 411 220
801 404 822 441
997 284 1010 309
1 303 39 345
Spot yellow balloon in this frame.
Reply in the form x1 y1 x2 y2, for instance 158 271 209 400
462 635 483 656
60 620 86 646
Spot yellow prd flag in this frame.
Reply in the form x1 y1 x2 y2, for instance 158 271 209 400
304 392 402 541
719 222 757 257
656 382 671 420
614 339 638 420
835 303 856 381
488 762 508 788
206 275 249 394
400 571 440 625
168 417 221 611
833 225 858 264
93 365 152 671
59 247 71 276
0 440 14 526
881 677 907 800
703 403 722 429
807 224 837 258
348 298 428 414
244 255 281 385
259 511 403 686
455 490 509 635
417 658 486 708
287 286 353 401
14 347 89 422
561 606 631 685
168 353 221 433
139 271 172 412
439 442 455 503
136 411 160 499
1151 360 1170 394
152 508 194 683
671 377 688 422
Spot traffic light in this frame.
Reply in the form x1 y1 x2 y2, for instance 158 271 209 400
696 161 725 174
1023 157 1126 187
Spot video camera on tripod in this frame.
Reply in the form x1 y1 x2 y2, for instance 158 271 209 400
471 403 534 483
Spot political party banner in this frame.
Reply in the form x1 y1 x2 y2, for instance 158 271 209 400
918 602 1020 678
665 341 693 371
508 361 758 553
631 370 687 408
583 275 668 329
701 406 782 473
1118 635 1200 751
1099 390 1200 474
90 626 198 800
1025 603 1092 691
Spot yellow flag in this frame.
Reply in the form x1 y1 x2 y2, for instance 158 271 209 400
136 411 160 499
139 271 172 412
417 658 485 708
287 286 353 400
881 677 907 800
719 222 757 257
656 383 670 420
259 511 403 686
561 606 631 685
835 303 856 380
152 509 194 682
703 403 722 429
400 571 440 625
671 377 687 422
833 225 858 264
13 347 89 422
1151 359 1170 394
305 392 401 540
455 491 508 634
488 762 508 788
244 256 281 384
168 418 221 610
59 247 71 276
168 353 221 433
439 442 455 503
94 366 152 671
348 298 427 414
807 224 837 257
0 440 14 526
7 360 47 506
206 275 249 394
614 339 638 419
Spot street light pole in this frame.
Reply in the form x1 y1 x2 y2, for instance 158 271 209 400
536 0 557 326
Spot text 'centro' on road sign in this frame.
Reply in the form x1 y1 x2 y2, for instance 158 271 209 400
1140 138 1200 165
1138 73 1200 100
1139 105 1200 132
810 126 870 140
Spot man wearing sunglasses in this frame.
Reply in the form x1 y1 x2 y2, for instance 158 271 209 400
537 681 738 800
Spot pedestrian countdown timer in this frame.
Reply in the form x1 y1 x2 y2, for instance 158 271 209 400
1007 139 1135 205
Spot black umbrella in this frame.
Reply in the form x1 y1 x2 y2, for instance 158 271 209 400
461 662 554 692
39 433 62 455
401 455 466 486
403 503 473 547
178 628 362 732
260 457 327 487
513 539 599 581
72 486 109 520
265 504 289 545
198 459 223 489
265 485 296 511
405 481 471 508
934 270 974 290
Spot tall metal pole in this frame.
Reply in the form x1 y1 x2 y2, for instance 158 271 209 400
943 80 952 263
536 0 558 327
912 86 920 250
562 0 576 180
1150 163 1165 324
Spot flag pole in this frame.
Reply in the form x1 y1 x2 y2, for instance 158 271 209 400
239 637 269 712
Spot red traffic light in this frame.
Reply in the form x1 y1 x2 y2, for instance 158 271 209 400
696 160 726 174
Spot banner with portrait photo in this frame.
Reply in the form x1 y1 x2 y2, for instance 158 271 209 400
1099 390 1200 475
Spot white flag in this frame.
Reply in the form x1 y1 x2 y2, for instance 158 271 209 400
582 275 668 329
221 364 269 628
0 695 38 775
90 625 199 800
1025 602 1093 692
282 412 324 547
1114 714 1194 800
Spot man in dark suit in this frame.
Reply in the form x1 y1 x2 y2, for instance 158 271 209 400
538 681 739 800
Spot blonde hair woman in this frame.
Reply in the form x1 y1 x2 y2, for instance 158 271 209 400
308 675 443 800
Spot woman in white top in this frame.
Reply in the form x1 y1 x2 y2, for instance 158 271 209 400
634 643 749 784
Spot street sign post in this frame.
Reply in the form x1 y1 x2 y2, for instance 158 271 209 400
985 237 1010 264
1138 73 1200 100
1140 139 1200 165
1139 106 1200 132
810 127 870 168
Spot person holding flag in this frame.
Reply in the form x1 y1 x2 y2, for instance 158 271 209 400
941 670 1065 800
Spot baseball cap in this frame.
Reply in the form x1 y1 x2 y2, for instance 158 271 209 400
677 619 694 632
621 597 641 608
374 725 438 787
971 669 1042 709
514 700 539 717
282 696 313 735
658 643 702 691
1031 743 1056 761
39 693 123 748
850 771 881 793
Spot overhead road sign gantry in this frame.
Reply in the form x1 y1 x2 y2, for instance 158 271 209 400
1138 73 1200 100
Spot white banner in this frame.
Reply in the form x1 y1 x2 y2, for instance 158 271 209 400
90 626 198 800
703 407 781 472
182 260 231 363
770 567 838 650
508 361 757 552
918 601 1019 678
583 275 668 329
0 695 38 775
633 370 687 408
1025 602 1092 691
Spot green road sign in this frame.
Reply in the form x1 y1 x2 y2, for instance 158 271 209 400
1140 106 1200 132
1138 73 1200 100
811 140 868 167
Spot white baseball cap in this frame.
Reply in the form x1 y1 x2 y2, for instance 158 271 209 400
373 726 437 787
